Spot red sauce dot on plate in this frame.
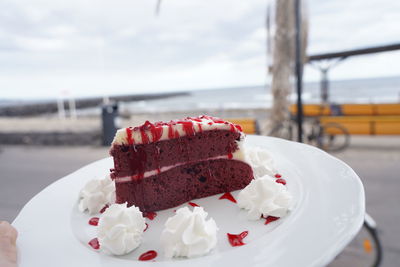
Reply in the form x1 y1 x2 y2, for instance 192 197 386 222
275 178 287 185
227 231 248 247
143 211 157 220
264 216 280 225
188 202 200 207
138 250 158 261
88 217 99 226
88 238 100 250
274 174 282 178
219 192 237 203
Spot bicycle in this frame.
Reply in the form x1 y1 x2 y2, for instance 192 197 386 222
268 114 351 152
307 118 351 152
329 213 383 267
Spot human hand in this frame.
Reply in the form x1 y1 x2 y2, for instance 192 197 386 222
0 221 18 267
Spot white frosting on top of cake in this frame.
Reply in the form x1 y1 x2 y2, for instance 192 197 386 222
97 203 146 255
237 175 292 220
78 175 115 214
112 115 243 146
161 206 218 258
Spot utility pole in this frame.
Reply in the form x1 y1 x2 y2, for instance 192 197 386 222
294 0 304 142
269 0 295 136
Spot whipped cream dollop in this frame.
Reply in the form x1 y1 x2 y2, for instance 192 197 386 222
161 207 218 258
237 175 292 220
246 147 276 178
78 175 115 214
97 203 146 255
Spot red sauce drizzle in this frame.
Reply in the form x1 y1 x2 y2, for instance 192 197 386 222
88 238 100 250
276 178 287 185
144 223 149 232
235 124 243 132
198 123 203 132
126 127 134 145
219 192 237 203
228 152 233 159
227 231 248 247
138 250 157 261
208 122 213 125
137 120 164 144
143 211 157 220
275 174 282 178
264 216 280 225
178 120 195 136
88 217 99 226
100 204 109 214
151 126 163 142
212 119 225 123
140 129 149 144
168 124 174 139
128 145 147 181
230 124 235 132
188 202 200 207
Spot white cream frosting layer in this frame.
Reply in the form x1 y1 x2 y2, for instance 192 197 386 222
237 175 292 220
161 207 218 258
97 203 146 255
112 116 241 145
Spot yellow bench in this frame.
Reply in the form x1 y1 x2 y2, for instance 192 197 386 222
226 118 259 135
291 103 400 116
320 116 400 135
290 103 400 136
290 104 331 116
341 104 400 116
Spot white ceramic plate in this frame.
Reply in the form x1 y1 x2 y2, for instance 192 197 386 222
12 136 365 267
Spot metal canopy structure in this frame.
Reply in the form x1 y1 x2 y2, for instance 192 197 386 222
307 43 400 103
308 43 400 61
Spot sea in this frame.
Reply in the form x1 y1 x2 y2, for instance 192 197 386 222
1 76 399 114
120 76 400 113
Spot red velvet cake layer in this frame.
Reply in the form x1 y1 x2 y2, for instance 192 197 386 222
110 129 240 178
115 159 253 212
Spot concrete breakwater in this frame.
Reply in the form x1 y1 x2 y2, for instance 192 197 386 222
0 92 188 116
0 109 270 145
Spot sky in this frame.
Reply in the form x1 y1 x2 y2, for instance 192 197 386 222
0 0 399 99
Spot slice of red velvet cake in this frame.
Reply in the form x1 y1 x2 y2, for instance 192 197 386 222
109 115 254 212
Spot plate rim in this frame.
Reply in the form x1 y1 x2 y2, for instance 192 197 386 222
12 136 365 267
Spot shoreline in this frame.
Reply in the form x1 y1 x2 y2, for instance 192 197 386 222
0 108 271 145
0 91 189 116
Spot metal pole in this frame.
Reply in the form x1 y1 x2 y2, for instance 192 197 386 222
321 68 329 103
295 0 304 142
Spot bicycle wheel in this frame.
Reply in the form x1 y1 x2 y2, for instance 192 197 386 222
318 122 350 152
268 122 293 140
328 214 382 267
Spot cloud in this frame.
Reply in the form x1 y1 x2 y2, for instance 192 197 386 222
0 0 399 99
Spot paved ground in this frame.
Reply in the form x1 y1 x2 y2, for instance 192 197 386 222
330 137 400 267
0 136 399 266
